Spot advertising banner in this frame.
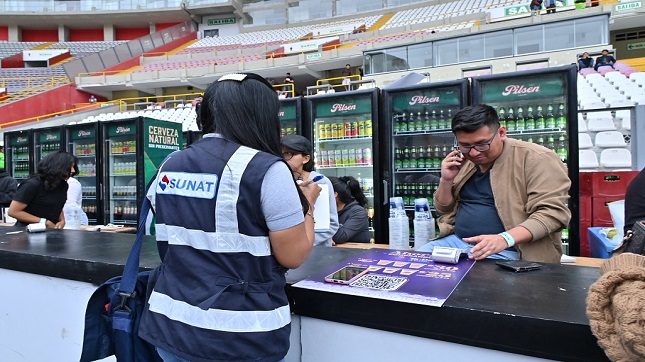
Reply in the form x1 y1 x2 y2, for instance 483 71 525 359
293 248 475 307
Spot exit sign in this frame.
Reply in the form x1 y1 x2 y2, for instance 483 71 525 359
615 1 641 11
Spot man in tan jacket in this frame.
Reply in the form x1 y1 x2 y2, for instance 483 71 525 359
418 104 571 263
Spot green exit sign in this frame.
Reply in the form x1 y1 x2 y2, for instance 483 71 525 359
208 18 236 26
615 1 641 11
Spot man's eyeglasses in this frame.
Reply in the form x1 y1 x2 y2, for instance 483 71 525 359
282 151 301 160
455 132 497 154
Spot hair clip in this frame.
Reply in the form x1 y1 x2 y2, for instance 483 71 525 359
218 73 247 82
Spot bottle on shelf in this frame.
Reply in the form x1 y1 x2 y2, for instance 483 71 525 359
431 110 438 130
415 111 423 131
402 146 411 169
546 135 555 150
417 146 426 169
516 106 525 131
423 111 431 131
525 105 535 130
408 112 415 132
556 103 567 129
410 146 418 168
425 145 433 168
557 135 568 163
506 106 516 132
394 147 402 170
432 144 441 168
545 104 556 128
535 105 545 129
438 109 447 130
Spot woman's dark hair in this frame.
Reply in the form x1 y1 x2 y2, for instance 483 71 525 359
199 73 282 157
330 176 368 207
200 73 310 213
36 151 78 190
451 104 500 133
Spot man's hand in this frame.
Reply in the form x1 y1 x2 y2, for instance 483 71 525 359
440 149 464 182
463 234 508 260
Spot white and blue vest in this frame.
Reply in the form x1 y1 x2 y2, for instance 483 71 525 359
139 137 290 362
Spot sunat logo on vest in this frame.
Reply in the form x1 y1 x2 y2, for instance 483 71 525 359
157 172 218 199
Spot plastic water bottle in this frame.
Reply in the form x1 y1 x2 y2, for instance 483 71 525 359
389 197 409 250
63 204 82 229
413 198 435 249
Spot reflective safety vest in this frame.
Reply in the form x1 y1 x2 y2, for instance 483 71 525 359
139 136 290 362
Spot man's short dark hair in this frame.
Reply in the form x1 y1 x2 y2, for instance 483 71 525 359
451 104 500 133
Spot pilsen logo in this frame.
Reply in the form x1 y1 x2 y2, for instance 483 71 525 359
330 103 357 112
116 126 131 133
502 85 540 96
78 130 91 137
409 95 440 106
46 134 58 140
278 111 285 117
17 137 27 143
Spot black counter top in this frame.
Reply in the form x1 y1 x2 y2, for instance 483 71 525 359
0 228 607 361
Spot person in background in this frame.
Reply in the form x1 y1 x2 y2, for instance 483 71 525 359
623 168 645 236
281 134 339 246
595 49 616 71
545 0 556 13
9 151 78 228
88 95 97 103
139 72 320 362
530 0 543 16
578 52 594 70
283 72 294 97
65 171 88 226
417 104 571 263
0 168 17 208
358 65 364 78
0 145 4 169
341 64 353 91
329 176 370 244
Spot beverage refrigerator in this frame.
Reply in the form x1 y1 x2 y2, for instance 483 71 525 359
4 130 33 183
65 122 102 224
381 80 470 244
279 97 304 137
304 88 381 243
100 117 183 226
33 126 64 165
470 65 580 255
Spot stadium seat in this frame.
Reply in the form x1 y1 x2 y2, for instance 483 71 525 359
578 133 593 149
579 149 599 169
586 117 616 131
578 117 587 132
599 148 632 169
595 131 626 148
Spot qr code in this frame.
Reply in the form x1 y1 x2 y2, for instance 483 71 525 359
350 274 408 291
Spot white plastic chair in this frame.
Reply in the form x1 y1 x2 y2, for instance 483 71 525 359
600 148 632 168
587 117 616 131
579 149 599 169
586 111 612 120
595 131 626 148
578 117 588 132
578 133 593 149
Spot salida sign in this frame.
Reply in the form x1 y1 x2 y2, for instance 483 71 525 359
505 4 531 16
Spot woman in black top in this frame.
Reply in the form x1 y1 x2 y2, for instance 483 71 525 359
9 151 78 228
330 176 371 244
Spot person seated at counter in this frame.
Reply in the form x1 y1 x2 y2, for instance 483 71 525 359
417 104 571 263
329 176 370 244
9 151 78 229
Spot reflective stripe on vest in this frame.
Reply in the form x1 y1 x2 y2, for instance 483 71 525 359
216 146 258 233
156 223 271 256
148 290 290 333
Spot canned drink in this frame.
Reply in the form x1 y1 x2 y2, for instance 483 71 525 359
318 124 325 139
318 150 327 167
286 127 293 135
358 121 365 136
352 122 359 137
356 147 364 164
363 147 372 165
331 123 338 138
324 123 332 139
348 148 356 166
344 122 352 137
365 120 372 135
334 149 342 166
328 150 336 166
341 149 349 166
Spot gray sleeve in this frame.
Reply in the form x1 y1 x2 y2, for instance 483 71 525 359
313 173 339 246
261 161 304 231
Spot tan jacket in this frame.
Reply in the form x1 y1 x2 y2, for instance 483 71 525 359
434 138 571 263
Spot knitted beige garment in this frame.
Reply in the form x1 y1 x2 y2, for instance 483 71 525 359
586 253 645 362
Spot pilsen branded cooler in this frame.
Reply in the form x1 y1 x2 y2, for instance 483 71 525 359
305 89 381 243
4 130 33 183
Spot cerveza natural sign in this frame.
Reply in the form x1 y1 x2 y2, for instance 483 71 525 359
148 125 180 150
208 18 236 26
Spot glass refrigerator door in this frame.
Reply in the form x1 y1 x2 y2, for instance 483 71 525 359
311 93 376 240
106 134 138 225
68 128 99 224
35 129 62 164
9 133 31 182
279 98 301 137
388 83 467 241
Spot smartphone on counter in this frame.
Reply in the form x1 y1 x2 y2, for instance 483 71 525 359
496 260 542 273
324 265 369 284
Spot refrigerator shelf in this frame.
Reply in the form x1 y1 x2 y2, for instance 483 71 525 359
111 152 136 156
316 136 372 143
111 220 137 225
110 174 136 177
12 158 29 161
316 165 373 169
507 128 566 136
395 168 441 173
394 130 452 136
111 197 137 201
75 154 96 158
82 196 97 200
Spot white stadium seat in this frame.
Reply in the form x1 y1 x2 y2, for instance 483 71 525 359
578 133 593 149
579 149 599 169
600 148 632 169
595 131 626 148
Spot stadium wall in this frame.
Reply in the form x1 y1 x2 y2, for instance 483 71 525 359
0 85 94 125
